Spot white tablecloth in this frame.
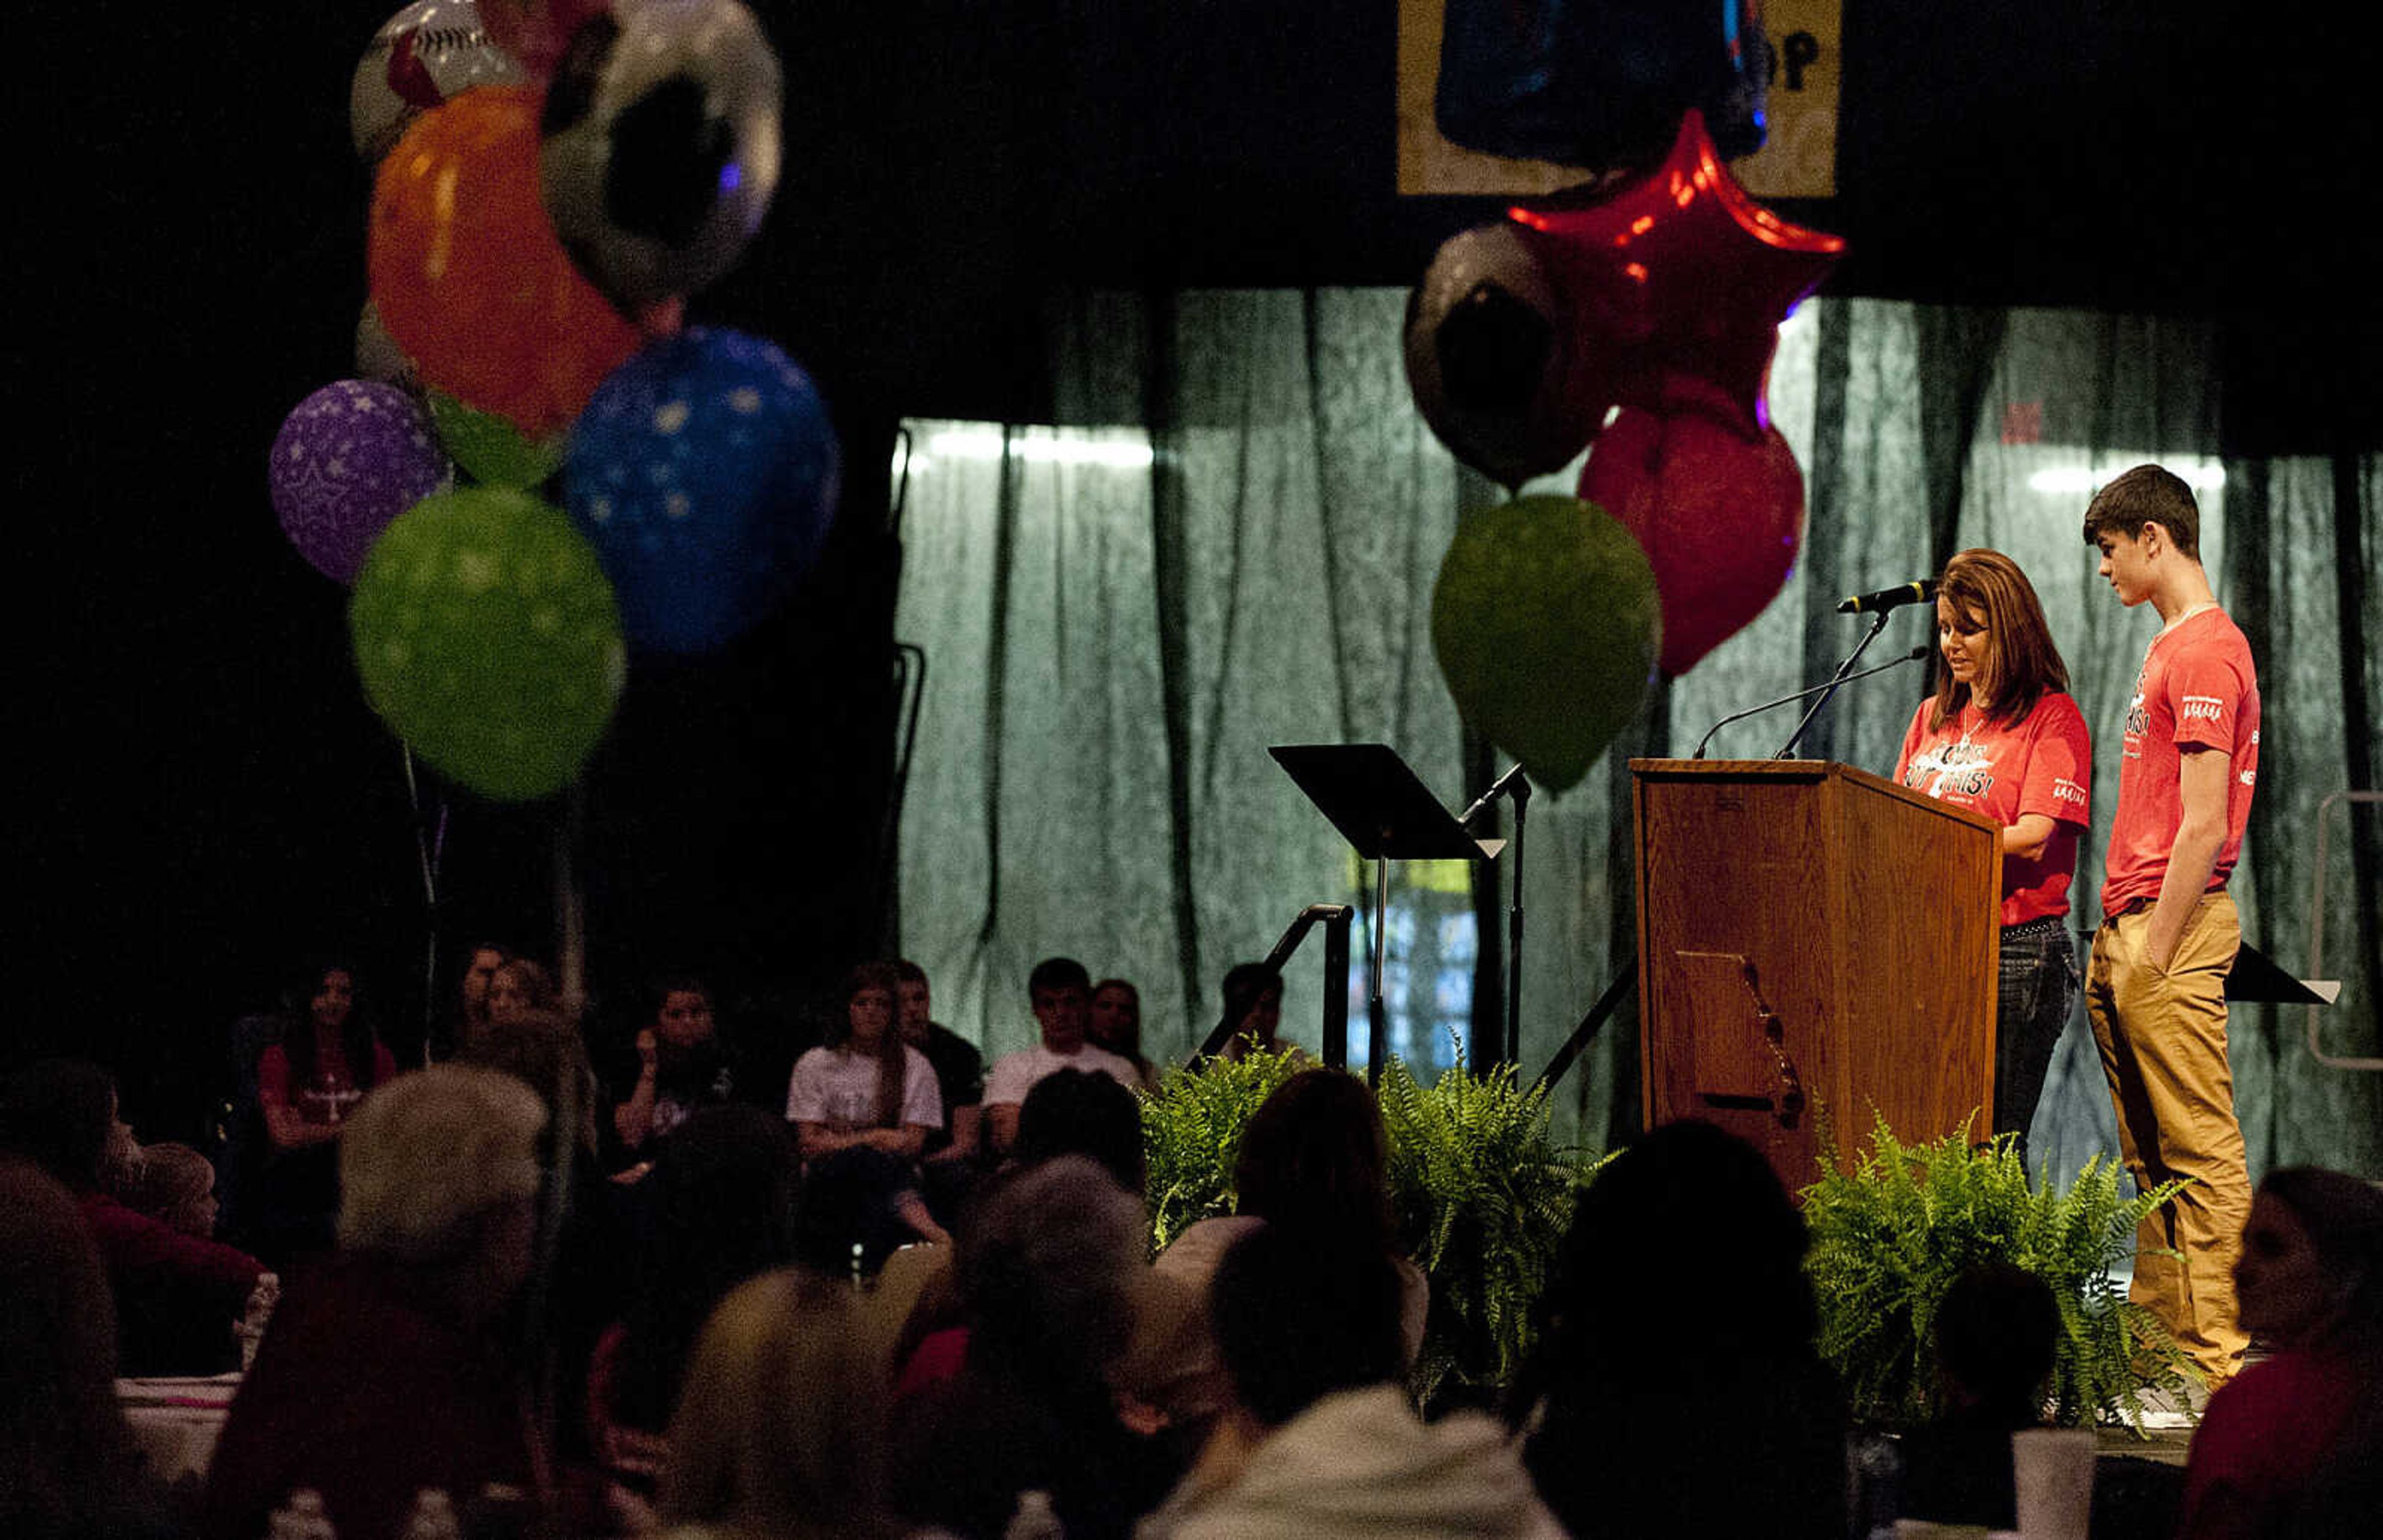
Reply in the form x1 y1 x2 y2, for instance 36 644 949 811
118 1374 240 1487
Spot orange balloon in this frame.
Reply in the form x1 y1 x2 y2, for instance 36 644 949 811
369 85 640 439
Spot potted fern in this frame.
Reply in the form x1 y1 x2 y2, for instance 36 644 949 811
1139 1046 1311 1248
1800 1113 2198 1431
1376 1056 1602 1412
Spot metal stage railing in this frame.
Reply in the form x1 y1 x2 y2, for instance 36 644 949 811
1192 903 1354 1069
2306 789 2381 1072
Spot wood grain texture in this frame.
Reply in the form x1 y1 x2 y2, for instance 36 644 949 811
1632 758 1999 1195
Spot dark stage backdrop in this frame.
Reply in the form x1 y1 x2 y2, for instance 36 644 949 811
891 290 2383 1181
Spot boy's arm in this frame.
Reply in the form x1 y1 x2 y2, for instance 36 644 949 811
2143 746 2230 969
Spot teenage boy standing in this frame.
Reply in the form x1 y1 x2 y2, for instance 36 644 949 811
2081 464 2261 1386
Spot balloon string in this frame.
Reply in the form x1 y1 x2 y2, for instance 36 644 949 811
402 743 446 1067
402 744 438 908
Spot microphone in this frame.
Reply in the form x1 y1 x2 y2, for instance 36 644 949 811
1836 578 1938 615
1691 646 1931 759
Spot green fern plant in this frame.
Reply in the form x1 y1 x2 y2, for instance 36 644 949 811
1376 1055 1602 1413
1139 1045 1311 1248
1800 1111 2198 1432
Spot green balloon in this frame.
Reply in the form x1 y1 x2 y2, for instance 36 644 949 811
1430 494 1662 792
349 487 626 801
428 390 567 488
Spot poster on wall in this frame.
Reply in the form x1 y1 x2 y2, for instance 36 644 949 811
1396 0 1842 199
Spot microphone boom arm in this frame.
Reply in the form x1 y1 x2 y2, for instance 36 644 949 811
1691 642 1930 759
1775 611 1895 759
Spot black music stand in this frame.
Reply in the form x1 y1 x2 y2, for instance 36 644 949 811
1270 744 1504 1081
2224 940 2341 1006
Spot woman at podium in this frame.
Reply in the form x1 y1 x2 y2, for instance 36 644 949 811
1892 549 2092 1158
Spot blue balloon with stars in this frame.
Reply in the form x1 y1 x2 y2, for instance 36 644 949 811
563 326 840 653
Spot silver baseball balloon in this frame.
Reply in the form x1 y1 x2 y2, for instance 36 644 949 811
539 0 782 311
351 0 526 164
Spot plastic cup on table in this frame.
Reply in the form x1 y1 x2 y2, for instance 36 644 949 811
2011 1428 2096 1540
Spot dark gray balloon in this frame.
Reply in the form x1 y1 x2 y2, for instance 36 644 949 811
539 0 781 311
1403 224 1609 491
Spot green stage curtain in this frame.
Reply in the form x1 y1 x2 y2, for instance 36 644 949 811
892 291 2383 1178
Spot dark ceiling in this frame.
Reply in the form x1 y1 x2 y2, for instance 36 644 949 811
762 1 2380 452
25 4 2378 449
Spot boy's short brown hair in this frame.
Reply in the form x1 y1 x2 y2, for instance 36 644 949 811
2083 463 2201 559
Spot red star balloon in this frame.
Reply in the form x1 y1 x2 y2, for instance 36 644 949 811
1509 110 1844 444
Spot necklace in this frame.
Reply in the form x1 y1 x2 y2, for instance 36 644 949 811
2158 600 2219 638
1954 701 1985 751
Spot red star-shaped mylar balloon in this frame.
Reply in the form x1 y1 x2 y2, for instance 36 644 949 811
1509 110 1844 444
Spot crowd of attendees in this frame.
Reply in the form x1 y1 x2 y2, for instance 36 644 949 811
3 944 2377 1540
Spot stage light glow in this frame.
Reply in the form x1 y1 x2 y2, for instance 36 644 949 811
909 429 1156 472
2028 462 2227 495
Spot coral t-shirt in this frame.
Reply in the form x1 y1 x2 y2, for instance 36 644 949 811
2099 607 2260 918
2177 1348 2366 1540
1896 692 2092 926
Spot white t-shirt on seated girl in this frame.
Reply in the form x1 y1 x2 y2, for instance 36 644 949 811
784 1044 944 1130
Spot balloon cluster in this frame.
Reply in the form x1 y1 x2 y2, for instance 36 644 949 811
1411 110 1845 787
268 0 838 801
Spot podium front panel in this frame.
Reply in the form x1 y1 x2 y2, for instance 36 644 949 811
1631 760 1998 1194
1829 765 1999 1152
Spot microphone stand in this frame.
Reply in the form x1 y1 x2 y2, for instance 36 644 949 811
1460 763 1532 1067
1691 645 1932 761
1777 611 1895 758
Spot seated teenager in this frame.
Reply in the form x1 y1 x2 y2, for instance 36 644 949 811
0 1058 267 1376
590 1106 799 1483
1126 1068 1426 1443
785 963 944 1166
251 962 400 1265
1 1158 179 1540
485 956 559 1028
2178 1166 2383 1540
1506 1119 1848 1540
653 1268 918 1540
1896 1261 2062 1528
435 941 509 1062
982 958 1139 1158
891 1157 1176 1540
1090 977 1159 1091
611 975 740 1166
1208 963 1301 1064
894 959 984 1163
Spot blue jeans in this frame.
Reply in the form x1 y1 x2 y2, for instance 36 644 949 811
1995 918 2078 1157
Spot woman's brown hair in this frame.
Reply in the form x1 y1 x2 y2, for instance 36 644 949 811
1927 548 2070 732
837 962 909 1129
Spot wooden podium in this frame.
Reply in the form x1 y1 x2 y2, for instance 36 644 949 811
1631 759 2001 1195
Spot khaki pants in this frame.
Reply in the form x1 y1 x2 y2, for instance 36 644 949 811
2085 891 2251 1382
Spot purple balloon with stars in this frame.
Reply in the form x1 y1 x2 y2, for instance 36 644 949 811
269 380 453 583
563 326 840 655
